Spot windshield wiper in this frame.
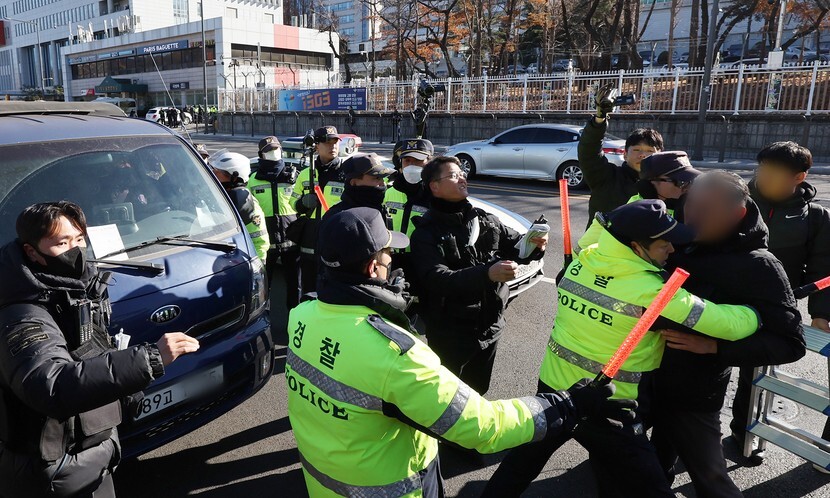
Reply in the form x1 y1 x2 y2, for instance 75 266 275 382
90 258 166 275
98 235 237 260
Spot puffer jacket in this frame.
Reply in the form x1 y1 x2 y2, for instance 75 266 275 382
0 241 159 497
410 199 543 348
750 180 830 320
654 200 805 412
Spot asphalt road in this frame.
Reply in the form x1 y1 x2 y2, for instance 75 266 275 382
113 135 830 497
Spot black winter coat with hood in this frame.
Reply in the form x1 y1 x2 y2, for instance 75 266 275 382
750 180 830 320
0 241 159 497
653 200 805 412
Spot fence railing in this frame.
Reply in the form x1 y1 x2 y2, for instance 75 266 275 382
218 61 830 116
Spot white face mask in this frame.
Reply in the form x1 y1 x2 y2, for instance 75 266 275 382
263 150 281 162
402 166 423 184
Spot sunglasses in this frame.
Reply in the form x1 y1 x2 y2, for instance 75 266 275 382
652 177 691 188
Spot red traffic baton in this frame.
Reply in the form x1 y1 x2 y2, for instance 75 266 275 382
793 275 830 300
593 268 690 386
559 179 573 266
314 185 330 213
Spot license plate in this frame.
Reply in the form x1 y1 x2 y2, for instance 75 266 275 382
134 366 224 420
514 260 541 280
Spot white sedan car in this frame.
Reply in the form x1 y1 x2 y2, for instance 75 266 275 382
444 123 626 189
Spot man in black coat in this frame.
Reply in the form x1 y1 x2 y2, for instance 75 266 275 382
649 171 806 498
410 156 547 394
319 152 394 224
580 87 664 225
740 141 830 462
0 202 199 498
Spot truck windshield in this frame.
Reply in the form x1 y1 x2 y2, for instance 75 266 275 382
0 135 239 258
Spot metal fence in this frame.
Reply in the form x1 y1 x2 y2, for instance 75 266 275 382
218 61 830 116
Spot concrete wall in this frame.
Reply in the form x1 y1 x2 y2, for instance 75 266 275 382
215 111 830 162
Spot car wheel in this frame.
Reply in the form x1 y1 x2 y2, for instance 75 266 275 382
182 115 192 125
457 154 477 178
557 161 586 189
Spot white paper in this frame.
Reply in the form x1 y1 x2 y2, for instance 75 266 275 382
87 224 128 261
515 223 551 259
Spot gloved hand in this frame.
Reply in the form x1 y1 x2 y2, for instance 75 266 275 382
595 84 616 120
565 378 637 429
300 193 320 211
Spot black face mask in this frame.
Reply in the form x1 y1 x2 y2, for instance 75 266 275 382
345 184 387 208
36 246 87 280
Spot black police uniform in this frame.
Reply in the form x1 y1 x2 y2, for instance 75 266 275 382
410 198 544 394
0 242 164 498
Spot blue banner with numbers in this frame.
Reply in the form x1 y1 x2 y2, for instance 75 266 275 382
277 88 367 111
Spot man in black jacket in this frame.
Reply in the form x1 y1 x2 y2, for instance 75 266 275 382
319 152 394 224
0 202 199 498
736 141 830 460
410 156 547 394
649 171 805 497
581 87 664 225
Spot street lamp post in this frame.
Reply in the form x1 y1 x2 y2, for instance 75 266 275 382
199 2 209 133
3 16 46 96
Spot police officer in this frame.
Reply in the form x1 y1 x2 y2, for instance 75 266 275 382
287 207 636 497
0 201 199 497
209 151 270 263
578 151 701 250
320 152 394 223
248 137 301 340
484 199 761 498
291 126 346 294
386 139 434 238
410 156 547 395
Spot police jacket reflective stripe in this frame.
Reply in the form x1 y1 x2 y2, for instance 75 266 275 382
539 227 761 401
287 298 552 497
248 159 300 253
384 180 430 240
292 157 345 257
228 187 270 262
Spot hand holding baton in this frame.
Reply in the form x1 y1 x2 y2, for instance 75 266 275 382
593 268 690 386
314 185 330 213
559 179 573 266
793 275 830 300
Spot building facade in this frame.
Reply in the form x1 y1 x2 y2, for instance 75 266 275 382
0 0 338 108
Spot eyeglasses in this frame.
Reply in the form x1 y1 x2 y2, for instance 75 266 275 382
652 177 690 188
435 171 468 182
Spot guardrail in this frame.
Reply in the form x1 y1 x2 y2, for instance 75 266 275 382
744 325 830 470
218 61 830 116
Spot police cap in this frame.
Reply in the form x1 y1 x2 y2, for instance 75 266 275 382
314 126 341 143
639 151 701 184
342 153 395 182
258 136 281 154
599 199 695 245
320 207 409 268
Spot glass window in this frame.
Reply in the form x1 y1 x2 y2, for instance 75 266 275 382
170 50 182 69
495 129 537 144
534 128 579 144
0 137 240 253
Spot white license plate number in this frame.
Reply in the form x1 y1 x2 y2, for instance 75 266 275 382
134 366 224 420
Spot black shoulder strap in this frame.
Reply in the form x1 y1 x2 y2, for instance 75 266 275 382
401 198 415 235
366 314 415 354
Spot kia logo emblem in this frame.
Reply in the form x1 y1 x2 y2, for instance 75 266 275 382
150 305 181 324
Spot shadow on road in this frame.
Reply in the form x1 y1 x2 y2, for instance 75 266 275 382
113 416 304 497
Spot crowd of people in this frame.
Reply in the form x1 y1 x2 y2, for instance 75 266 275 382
0 85 827 497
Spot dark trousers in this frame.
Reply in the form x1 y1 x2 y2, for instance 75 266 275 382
652 408 742 498
267 249 300 346
483 381 673 498
729 367 755 438
427 331 497 395
299 256 318 295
